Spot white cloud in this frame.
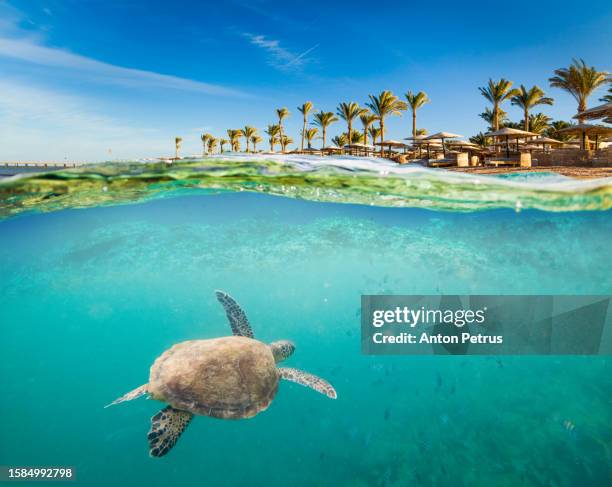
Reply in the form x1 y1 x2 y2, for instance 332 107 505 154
0 36 247 96
0 79 173 161
243 33 318 72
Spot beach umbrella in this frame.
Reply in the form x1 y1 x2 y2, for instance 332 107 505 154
555 124 612 150
485 127 538 158
525 136 564 152
424 132 463 157
572 102 612 121
374 140 408 157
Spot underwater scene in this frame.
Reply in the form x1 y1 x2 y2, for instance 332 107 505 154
1 156 611 486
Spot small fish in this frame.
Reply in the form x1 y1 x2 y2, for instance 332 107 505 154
441 464 447 476
319 452 325 461
563 419 578 438
450 385 456 395
436 371 442 389
496 359 504 368
384 408 391 421
371 379 384 387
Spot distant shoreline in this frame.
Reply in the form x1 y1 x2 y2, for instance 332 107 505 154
1 160 610 180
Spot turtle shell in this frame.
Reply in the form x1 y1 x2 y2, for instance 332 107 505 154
148 336 279 419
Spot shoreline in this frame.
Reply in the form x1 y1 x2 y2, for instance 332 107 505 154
444 165 612 179
1 160 611 181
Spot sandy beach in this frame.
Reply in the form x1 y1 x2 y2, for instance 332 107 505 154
447 165 612 179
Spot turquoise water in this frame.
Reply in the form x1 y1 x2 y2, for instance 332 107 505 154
1 158 611 486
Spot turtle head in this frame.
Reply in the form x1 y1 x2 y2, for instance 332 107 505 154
269 340 295 363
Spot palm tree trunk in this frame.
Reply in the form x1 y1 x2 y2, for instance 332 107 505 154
301 119 306 151
364 127 368 146
412 110 416 137
245 138 250 153
380 118 385 156
323 127 327 148
493 103 499 131
279 120 284 152
347 121 352 147
578 98 589 150
524 109 529 132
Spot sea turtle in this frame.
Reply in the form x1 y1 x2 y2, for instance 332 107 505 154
106 290 337 457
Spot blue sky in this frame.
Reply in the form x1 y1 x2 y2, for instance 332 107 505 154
0 0 610 161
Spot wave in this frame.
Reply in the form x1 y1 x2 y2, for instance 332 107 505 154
0 154 610 218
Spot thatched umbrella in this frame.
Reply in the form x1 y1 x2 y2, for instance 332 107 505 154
424 132 463 157
344 143 375 156
485 127 538 158
573 102 612 122
526 136 564 152
555 124 612 150
374 140 408 157
412 139 442 159
404 135 427 157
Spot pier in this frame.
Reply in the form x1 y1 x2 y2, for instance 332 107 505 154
0 162 79 177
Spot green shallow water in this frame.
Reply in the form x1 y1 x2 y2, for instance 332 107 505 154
0 160 611 486
1 155 611 218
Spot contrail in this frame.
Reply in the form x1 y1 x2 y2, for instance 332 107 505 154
285 43 319 67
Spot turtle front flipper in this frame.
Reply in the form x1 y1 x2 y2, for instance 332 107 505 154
215 290 254 338
279 367 337 399
105 384 148 408
148 406 193 458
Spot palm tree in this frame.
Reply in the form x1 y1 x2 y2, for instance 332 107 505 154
479 107 509 131
366 90 407 142
297 102 314 151
549 59 609 122
280 135 293 152
276 108 290 150
337 102 366 147
175 136 182 159
242 126 257 152
478 79 519 131
227 129 242 152
304 127 318 149
250 135 263 152
404 91 430 137
219 138 228 153
368 125 381 146
265 124 281 152
332 134 347 148
313 111 338 147
200 133 210 157
527 113 552 134
359 112 378 146
469 132 491 148
600 87 612 103
510 85 554 131
342 130 363 144
545 120 573 141
416 128 427 136
207 137 218 155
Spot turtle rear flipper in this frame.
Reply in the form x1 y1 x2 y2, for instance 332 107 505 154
279 367 337 399
105 384 148 408
215 290 254 338
148 406 193 458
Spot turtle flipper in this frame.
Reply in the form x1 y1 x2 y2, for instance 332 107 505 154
279 367 337 399
215 290 254 338
105 384 148 408
148 406 193 458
